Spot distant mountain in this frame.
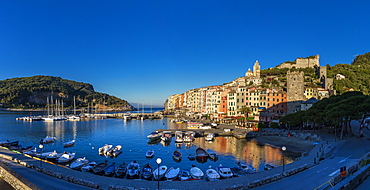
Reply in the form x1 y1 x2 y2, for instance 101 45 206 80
0 75 135 110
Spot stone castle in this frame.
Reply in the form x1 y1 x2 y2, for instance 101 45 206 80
276 55 320 69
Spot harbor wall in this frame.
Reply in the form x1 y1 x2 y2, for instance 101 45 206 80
0 160 40 190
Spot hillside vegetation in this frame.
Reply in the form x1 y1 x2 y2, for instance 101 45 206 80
0 75 135 110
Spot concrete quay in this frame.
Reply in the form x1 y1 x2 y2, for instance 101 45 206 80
0 131 344 190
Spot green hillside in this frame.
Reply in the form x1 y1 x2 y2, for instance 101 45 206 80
327 52 370 94
0 75 135 110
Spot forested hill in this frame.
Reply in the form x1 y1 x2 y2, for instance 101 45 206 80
328 52 370 94
0 75 135 110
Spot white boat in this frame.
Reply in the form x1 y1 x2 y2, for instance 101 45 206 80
40 136 55 144
174 131 184 143
153 165 167 180
183 131 195 142
63 140 75 147
98 144 112 155
36 151 53 159
205 133 215 141
46 150 62 161
108 145 122 157
190 165 204 179
180 169 191 181
67 115 80 121
123 112 131 120
147 132 161 139
206 166 220 181
165 167 180 180
81 161 97 172
70 157 89 170
58 152 75 163
160 131 172 142
146 149 154 158
217 164 233 178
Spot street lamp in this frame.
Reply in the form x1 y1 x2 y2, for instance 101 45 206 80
38 144 44 167
156 157 162 190
282 146 286 174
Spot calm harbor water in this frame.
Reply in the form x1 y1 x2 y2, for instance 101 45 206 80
0 109 293 183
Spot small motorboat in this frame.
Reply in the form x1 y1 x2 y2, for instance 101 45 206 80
114 162 127 178
57 152 75 163
141 163 153 180
63 140 75 148
93 160 108 175
104 162 116 176
264 163 277 170
230 167 248 177
147 132 161 139
190 165 204 179
172 150 182 162
153 165 167 180
98 144 112 155
46 150 62 162
36 151 53 159
217 164 233 178
81 161 97 172
207 149 218 161
205 133 215 141
236 162 256 173
126 161 140 179
174 131 184 143
108 145 122 157
165 167 180 181
146 149 154 158
206 166 220 181
40 136 55 144
160 131 172 142
70 157 89 170
23 148 37 157
180 169 191 181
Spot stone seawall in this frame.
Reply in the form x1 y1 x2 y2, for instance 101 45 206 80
0 161 40 190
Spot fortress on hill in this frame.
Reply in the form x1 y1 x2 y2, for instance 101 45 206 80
276 55 320 69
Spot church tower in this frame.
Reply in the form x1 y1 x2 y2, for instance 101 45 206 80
253 60 260 78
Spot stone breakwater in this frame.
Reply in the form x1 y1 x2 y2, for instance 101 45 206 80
0 159 40 190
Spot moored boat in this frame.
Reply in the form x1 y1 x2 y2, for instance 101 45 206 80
147 132 161 139
104 162 116 176
236 161 256 173
63 140 75 148
108 145 122 157
126 161 140 179
187 154 196 161
206 166 220 181
207 149 219 161
172 150 182 162
46 150 63 162
160 131 172 142
190 165 204 179
114 162 127 178
70 157 89 170
217 164 233 178
98 144 112 155
205 133 215 141
93 160 108 175
146 149 154 158
153 165 167 180
165 167 180 180
40 136 55 144
57 152 75 163
174 131 184 143
196 147 208 163
141 163 153 180
180 169 191 181
81 161 97 172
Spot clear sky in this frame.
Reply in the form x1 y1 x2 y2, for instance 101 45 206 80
1 0 369 107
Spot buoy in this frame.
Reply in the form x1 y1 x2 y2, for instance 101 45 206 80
92 147 94 149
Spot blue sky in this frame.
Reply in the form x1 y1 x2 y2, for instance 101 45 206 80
1 0 369 107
